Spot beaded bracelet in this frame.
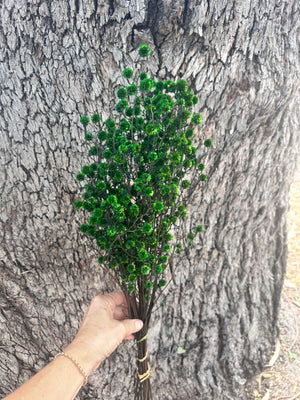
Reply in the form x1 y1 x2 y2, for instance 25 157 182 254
54 352 88 386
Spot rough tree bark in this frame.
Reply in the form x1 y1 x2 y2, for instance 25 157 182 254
0 1 299 399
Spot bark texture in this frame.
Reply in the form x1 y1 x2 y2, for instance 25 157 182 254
0 0 299 399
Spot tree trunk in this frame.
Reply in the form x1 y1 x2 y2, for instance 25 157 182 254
0 0 299 399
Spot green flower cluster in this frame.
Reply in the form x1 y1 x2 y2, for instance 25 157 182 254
74 45 211 299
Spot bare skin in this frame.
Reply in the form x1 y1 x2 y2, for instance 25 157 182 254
4 290 143 400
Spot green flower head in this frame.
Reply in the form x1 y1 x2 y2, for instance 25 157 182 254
185 128 194 138
87 226 96 236
73 200 83 209
89 146 98 156
97 130 106 141
98 162 108 171
80 116 90 126
114 154 125 165
107 195 117 205
106 119 116 129
164 233 173 241
122 68 133 79
107 227 117 237
175 79 188 92
128 274 137 282
116 99 128 113
88 216 97 226
141 173 151 183
79 224 89 233
140 79 153 92
154 265 163 275
158 255 168 264
129 204 139 217
76 173 85 182
103 149 113 159
81 164 90 173
85 132 93 141
164 80 176 93
182 180 191 189
125 107 134 117
128 283 135 293
145 281 153 290
117 87 127 99
92 114 101 123
138 249 148 261
175 243 183 254
91 163 97 171
147 254 156 264
153 201 164 213
141 264 150 275
148 151 158 162
93 208 103 217
196 225 204 233
142 222 153 234
120 119 131 132
158 278 166 288
191 114 202 124
145 122 157 135
187 232 195 240
204 139 212 147
127 263 136 273
140 72 147 80
127 84 137 95
183 159 193 168
163 244 172 253
143 186 154 197
139 45 150 57
155 81 164 90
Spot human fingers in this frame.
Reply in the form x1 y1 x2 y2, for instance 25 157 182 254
101 290 128 312
120 318 143 339
124 334 135 340
113 296 141 320
113 305 129 320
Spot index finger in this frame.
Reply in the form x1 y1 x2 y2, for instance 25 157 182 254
104 290 128 310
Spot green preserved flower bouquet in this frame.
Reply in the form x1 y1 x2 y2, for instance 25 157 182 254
73 44 212 400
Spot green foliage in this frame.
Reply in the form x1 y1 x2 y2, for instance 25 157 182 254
74 44 211 302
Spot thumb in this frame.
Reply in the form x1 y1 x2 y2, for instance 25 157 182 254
121 319 143 338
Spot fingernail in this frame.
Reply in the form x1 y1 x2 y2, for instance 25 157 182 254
135 320 143 330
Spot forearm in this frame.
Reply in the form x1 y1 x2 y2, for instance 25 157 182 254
3 291 142 400
3 353 86 400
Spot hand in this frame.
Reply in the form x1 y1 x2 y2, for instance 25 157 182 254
64 291 143 375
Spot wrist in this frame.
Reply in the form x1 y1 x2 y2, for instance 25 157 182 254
63 341 97 377
54 352 88 387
